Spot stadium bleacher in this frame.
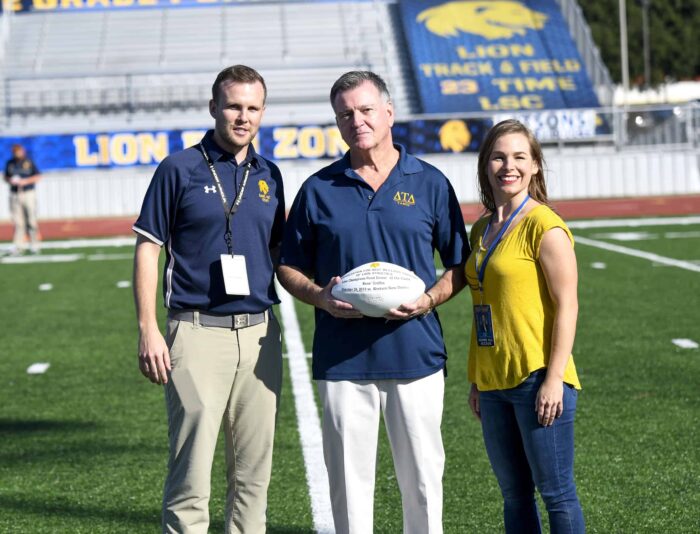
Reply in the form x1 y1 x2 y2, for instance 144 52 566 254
0 0 698 225
2 2 417 130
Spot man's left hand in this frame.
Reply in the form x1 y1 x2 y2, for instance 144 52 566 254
384 292 432 320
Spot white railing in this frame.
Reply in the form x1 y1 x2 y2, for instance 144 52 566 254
1 143 698 224
554 0 615 106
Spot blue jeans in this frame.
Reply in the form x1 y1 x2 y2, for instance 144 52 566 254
479 370 585 534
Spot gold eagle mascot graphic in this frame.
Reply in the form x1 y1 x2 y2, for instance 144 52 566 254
439 120 472 153
417 1 548 39
258 179 270 202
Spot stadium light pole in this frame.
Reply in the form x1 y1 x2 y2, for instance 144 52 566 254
619 0 630 103
618 0 630 147
640 0 651 88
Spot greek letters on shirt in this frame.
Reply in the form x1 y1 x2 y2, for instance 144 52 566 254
393 191 416 207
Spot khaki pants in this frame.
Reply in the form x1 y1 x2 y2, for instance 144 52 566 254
162 311 283 534
10 189 39 251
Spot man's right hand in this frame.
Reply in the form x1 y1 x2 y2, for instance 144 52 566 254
317 276 363 319
138 328 171 385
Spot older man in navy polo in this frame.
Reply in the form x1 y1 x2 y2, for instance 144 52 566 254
133 65 285 534
278 71 469 534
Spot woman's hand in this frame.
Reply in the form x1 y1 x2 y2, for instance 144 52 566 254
468 383 481 422
536 378 564 426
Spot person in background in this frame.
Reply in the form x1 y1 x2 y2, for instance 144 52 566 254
4 144 42 255
466 119 585 533
132 65 285 534
278 70 469 534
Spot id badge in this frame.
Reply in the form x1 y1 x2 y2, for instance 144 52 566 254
220 254 250 296
474 304 495 347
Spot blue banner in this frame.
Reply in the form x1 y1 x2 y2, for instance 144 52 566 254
398 0 600 113
0 119 492 171
2 0 369 14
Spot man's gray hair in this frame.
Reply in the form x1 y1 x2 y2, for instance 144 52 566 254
330 71 391 108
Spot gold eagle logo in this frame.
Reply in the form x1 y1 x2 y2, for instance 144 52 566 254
439 120 472 153
258 179 270 202
417 1 548 40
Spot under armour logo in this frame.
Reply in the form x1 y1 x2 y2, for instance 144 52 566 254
204 185 217 194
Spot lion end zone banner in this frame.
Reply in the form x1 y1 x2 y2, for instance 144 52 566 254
0 119 491 171
399 0 600 113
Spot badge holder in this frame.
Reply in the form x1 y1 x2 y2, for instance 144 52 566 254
221 254 250 296
200 142 253 296
474 303 494 347
472 195 530 349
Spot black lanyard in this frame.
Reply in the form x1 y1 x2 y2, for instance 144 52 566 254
199 142 251 255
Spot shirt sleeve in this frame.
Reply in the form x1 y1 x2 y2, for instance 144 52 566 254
30 160 40 175
433 176 470 268
133 158 186 246
280 181 316 274
269 162 286 250
533 208 574 259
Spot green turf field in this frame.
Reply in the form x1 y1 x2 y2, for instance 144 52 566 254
1 216 698 533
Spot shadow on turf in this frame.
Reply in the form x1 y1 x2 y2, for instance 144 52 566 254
0 493 160 528
210 520 314 533
0 418 98 433
0 495 316 533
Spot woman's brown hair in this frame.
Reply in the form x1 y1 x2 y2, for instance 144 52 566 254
477 119 549 212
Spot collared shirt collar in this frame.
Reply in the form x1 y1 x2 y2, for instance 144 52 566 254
330 143 423 179
201 129 262 168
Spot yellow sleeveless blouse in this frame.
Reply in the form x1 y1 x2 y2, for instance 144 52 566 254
465 205 581 391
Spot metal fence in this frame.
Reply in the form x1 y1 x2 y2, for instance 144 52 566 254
3 70 699 149
554 0 615 106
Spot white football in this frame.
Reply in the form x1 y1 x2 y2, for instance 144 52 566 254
331 261 426 317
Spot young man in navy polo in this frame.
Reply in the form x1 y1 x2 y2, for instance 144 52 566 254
4 144 42 255
133 65 285 534
278 71 469 534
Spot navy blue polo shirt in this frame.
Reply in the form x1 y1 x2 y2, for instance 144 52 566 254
5 158 40 192
280 144 469 380
134 130 285 314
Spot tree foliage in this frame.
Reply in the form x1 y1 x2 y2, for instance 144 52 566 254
578 0 700 85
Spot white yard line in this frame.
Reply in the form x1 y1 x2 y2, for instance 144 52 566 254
671 338 699 349
27 362 50 374
567 216 700 229
574 236 700 273
466 216 700 233
276 282 334 534
0 237 134 251
2 253 84 264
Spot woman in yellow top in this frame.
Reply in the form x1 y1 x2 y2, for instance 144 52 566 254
466 120 585 533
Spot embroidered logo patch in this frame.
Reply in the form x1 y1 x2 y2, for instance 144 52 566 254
258 179 271 203
393 191 416 207
204 185 216 194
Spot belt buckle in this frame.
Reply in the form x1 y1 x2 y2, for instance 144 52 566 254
234 314 249 329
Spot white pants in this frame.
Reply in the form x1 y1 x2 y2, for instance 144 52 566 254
317 369 445 534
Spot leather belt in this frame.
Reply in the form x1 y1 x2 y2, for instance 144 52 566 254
168 310 267 329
